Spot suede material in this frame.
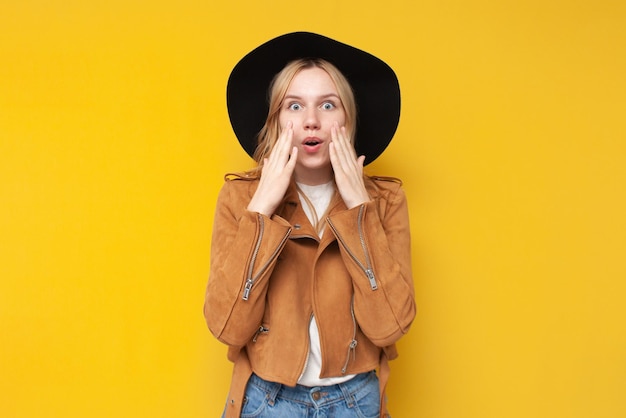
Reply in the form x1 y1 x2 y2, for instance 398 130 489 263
204 175 415 417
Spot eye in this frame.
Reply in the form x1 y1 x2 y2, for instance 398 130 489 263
321 102 335 110
288 102 302 111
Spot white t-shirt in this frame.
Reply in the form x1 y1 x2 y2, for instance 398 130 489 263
296 181 356 386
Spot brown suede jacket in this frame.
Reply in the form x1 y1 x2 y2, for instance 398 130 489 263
204 174 416 417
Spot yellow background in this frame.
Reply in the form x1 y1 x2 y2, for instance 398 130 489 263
1 1 625 417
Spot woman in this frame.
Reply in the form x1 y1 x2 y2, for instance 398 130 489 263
204 32 415 418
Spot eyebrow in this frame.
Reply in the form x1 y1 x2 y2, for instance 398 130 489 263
283 93 341 101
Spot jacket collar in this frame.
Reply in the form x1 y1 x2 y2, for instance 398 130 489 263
276 181 346 242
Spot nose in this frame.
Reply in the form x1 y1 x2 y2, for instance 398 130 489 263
303 108 320 131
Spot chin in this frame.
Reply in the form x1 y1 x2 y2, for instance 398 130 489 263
297 159 331 175
299 159 330 170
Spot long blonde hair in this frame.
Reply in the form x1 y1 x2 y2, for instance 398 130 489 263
250 58 357 173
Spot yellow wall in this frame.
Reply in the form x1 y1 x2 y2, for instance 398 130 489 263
1 1 625 417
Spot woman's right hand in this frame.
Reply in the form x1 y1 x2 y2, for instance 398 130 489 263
247 122 298 216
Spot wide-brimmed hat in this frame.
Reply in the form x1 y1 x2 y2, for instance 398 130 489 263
226 32 401 165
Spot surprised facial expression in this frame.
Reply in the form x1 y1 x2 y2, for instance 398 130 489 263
279 67 346 183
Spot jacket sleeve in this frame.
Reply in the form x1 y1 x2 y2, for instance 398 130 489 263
326 181 416 347
204 180 292 347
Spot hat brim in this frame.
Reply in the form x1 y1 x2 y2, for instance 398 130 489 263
227 32 400 165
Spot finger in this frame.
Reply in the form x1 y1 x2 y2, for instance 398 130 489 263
330 142 353 181
275 122 292 154
334 123 356 162
285 146 298 171
357 155 366 169
340 126 359 161
331 124 357 173
331 124 349 163
329 133 344 170
268 122 293 166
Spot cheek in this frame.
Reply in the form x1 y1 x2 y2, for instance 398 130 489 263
335 110 347 126
278 112 287 129
279 113 300 132
278 112 302 129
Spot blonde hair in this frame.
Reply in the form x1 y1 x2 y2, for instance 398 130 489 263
250 58 357 173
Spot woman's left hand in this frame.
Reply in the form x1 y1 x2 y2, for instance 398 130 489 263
329 122 370 209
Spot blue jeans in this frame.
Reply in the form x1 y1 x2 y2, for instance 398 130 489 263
226 371 380 418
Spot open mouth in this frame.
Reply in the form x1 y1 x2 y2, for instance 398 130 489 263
302 137 323 153
303 137 323 146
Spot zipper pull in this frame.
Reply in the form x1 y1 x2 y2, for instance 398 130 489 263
366 269 378 290
242 279 253 301
341 339 358 374
252 325 269 342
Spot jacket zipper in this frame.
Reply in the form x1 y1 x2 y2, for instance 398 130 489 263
242 214 292 301
298 313 314 381
341 297 358 374
326 205 378 290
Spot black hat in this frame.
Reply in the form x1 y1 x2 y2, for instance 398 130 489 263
226 32 401 165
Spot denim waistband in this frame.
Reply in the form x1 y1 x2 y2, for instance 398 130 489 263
247 371 378 408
